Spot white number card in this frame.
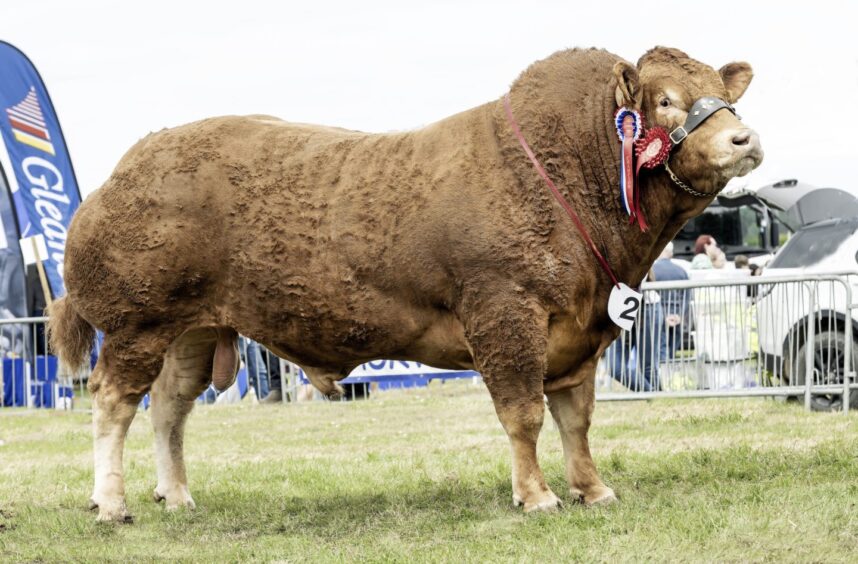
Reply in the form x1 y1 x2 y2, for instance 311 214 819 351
608 283 642 331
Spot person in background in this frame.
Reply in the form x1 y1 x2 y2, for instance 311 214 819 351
734 254 762 297
653 242 690 359
691 234 726 269
258 345 284 403
240 338 283 403
607 268 664 392
240 337 267 400
735 254 763 276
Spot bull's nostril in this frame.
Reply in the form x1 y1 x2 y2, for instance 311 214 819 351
732 131 750 146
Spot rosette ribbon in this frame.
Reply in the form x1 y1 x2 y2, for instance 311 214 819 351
615 107 644 230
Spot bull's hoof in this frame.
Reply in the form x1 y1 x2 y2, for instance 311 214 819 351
89 497 133 523
571 485 617 506
153 486 196 511
513 490 563 513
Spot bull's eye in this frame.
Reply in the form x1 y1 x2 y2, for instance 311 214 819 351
659 97 671 108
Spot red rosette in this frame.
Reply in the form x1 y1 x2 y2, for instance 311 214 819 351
635 126 672 170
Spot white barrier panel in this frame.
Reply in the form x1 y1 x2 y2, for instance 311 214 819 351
298 360 478 385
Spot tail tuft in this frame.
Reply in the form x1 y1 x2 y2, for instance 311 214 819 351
47 297 95 374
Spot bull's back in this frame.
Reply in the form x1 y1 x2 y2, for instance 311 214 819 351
64 116 362 327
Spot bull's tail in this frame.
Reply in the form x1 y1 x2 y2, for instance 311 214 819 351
47 296 95 374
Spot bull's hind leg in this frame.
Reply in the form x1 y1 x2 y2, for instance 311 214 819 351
546 369 616 506
302 365 346 400
464 294 560 512
150 328 235 510
88 332 173 522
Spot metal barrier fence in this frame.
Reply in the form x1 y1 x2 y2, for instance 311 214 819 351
597 273 857 413
1 273 855 412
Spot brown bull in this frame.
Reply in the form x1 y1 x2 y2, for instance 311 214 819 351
48 46 762 521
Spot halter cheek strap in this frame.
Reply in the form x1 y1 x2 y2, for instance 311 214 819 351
669 97 739 145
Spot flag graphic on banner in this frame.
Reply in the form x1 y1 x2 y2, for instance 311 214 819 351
6 87 55 156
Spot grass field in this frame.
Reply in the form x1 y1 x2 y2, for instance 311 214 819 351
2 382 858 562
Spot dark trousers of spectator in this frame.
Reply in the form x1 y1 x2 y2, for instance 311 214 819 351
608 303 665 392
241 338 282 399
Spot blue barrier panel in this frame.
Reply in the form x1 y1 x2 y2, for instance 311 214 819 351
34 355 57 381
2 355 69 407
2 357 25 406
32 355 59 407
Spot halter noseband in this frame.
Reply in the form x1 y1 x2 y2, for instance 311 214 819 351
669 97 739 145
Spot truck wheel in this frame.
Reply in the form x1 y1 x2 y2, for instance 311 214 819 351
784 329 858 412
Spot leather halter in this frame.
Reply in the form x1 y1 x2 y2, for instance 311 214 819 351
669 97 738 145
665 96 739 196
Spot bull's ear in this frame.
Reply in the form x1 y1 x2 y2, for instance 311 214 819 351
612 61 640 107
719 62 753 103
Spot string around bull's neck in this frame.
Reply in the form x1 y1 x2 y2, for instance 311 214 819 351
503 93 622 289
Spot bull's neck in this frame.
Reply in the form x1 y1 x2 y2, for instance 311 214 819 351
493 82 712 289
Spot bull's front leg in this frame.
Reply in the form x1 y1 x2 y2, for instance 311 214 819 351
545 361 616 505
464 295 560 512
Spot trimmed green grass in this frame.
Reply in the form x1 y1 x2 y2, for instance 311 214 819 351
2 382 858 562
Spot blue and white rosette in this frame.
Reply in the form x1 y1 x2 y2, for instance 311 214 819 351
615 108 643 218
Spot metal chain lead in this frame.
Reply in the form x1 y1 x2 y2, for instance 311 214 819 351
664 161 710 198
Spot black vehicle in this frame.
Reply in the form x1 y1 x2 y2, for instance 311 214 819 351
671 179 799 261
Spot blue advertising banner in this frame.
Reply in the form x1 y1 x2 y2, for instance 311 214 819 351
0 41 82 299
0 168 26 322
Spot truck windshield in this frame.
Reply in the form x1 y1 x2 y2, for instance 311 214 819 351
674 205 773 258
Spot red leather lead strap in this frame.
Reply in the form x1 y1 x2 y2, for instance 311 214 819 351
503 94 621 288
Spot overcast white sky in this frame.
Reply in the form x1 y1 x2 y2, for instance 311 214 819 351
1 0 856 197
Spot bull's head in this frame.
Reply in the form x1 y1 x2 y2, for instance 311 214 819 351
613 47 763 195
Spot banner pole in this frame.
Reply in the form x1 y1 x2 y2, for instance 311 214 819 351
31 238 52 308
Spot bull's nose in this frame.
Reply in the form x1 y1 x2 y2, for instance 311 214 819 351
737 130 764 170
732 130 763 160
732 130 751 146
